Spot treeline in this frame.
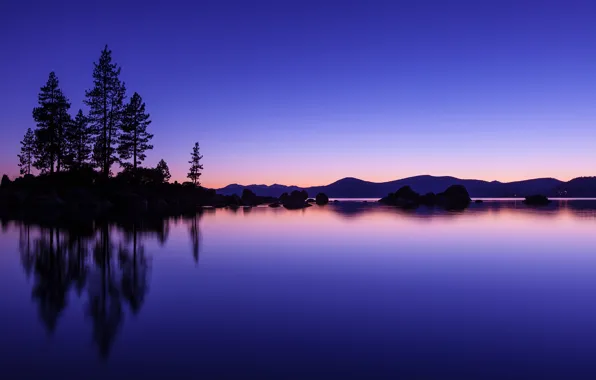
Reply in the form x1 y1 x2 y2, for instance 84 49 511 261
17 45 203 185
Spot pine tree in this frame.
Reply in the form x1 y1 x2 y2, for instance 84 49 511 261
65 110 93 170
32 72 71 174
187 142 203 186
118 92 153 170
156 159 171 183
18 128 35 175
85 45 126 178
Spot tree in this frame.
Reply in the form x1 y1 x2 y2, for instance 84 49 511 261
156 159 171 183
18 128 35 175
1 175 10 188
64 110 93 170
32 72 71 174
118 92 153 170
187 142 203 186
85 45 126 178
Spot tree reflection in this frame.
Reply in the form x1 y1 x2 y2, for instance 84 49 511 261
19 224 34 277
31 227 70 334
119 223 150 315
188 213 202 264
10 211 205 359
87 223 123 359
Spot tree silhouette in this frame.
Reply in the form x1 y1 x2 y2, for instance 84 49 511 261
32 72 71 174
85 45 126 178
18 128 35 175
187 142 203 186
64 109 93 170
156 159 171 183
118 92 153 171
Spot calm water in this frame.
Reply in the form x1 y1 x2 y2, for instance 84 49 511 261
2 200 596 379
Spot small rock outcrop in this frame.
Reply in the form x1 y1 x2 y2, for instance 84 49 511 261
315 193 329 205
419 192 436 206
523 195 550 206
380 184 471 210
283 190 310 209
379 186 419 208
436 185 471 210
241 188 259 206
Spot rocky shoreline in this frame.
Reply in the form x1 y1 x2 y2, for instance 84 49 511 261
0 173 335 222
0 173 556 222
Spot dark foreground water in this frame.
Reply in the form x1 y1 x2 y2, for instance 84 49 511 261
2 200 596 379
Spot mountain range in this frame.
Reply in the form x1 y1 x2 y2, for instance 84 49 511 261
217 175 596 198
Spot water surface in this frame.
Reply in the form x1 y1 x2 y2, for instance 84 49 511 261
2 200 596 379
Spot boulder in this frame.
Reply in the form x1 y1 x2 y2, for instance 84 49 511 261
419 192 436 206
283 199 310 210
241 189 259 206
394 186 419 201
436 185 471 210
269 202 281 208
523 195 550 206
290 190 308 201
283 191 310 209
379 186 420 208
315 193 329 205
306 198 316 203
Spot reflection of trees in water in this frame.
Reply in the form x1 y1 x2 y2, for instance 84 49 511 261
31 227 70 333
187 213 202 264
14 215 174 359
87 224 123 359
118 224 150 315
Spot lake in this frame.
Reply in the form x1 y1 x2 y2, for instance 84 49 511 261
2 200 596 379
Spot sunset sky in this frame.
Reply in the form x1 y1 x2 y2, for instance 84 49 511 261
1 0 595 188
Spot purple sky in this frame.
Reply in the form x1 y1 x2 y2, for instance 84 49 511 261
1 0 596 187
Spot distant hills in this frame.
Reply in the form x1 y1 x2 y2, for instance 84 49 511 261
217 175 596 198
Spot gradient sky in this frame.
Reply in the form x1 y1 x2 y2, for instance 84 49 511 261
1 0 596 188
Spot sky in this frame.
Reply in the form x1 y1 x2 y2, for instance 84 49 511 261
1 0 596 188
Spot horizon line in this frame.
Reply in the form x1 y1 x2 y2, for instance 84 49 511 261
214 174 596 189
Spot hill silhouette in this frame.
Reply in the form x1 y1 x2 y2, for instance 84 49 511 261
217 175 596 198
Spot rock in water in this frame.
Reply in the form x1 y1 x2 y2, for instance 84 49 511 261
241 189 259 206
523 195 550 206
283 190 310 209
436 185 471 210
419 192 436 206
315 193 329 205
394 186 419 201
379 186 420 208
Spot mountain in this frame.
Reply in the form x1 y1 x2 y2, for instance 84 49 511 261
217 175 596 198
